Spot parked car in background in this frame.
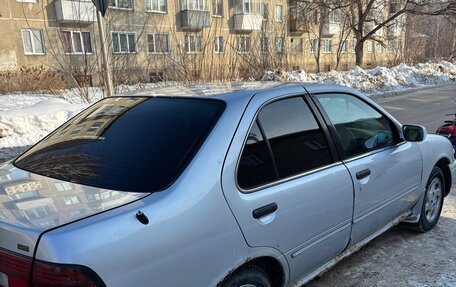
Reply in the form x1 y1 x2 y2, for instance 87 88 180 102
436 113 456 151
0 83 455 287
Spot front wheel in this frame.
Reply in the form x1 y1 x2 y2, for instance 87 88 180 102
220 265 272 287
412 166 445 232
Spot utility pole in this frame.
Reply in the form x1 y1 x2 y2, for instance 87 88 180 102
93 0 114 97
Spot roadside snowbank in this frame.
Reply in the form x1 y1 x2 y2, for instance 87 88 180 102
0 95 87 148
1 61 455 153
262 61 456 95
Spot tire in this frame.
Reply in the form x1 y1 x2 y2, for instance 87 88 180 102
220 265 272 287
409 166 445 232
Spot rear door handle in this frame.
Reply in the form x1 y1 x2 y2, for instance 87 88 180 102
356 168 371 180
253 203 278 219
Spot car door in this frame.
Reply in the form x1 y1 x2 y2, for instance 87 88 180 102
222 92 354 282
312 93 423 244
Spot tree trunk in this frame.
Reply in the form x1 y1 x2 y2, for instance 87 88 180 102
355 40 364 67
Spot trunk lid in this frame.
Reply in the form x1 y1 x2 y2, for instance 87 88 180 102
0 161 148 256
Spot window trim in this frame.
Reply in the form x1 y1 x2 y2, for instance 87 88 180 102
322 38 332 54
237 35 251 53
184 34 203 54
21 29 45 56
111 31 137 54
212 0 223 17
108 0 134 10
235 94 339 193
62 30 93 55
274 4 283 22
310 39 318 54
309 92 405 162
147 32 170 54
145 0 167 13
213 35 224 53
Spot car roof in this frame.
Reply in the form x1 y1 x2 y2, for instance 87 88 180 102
118 82 362 103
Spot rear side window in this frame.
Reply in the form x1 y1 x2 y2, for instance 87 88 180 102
15 97 225 193
316 93 399 157
238 97 333 190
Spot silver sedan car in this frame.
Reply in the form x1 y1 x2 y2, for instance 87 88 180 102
0 83 455 287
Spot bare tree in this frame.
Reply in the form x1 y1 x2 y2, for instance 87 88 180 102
348 0 456 67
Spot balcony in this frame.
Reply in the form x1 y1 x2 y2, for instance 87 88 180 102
289 17 309 33
180 10 210 30
54 0 96 23
234 14 262 32
289 0 309 33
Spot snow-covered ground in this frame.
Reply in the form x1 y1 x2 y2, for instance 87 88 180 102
0 61 455 158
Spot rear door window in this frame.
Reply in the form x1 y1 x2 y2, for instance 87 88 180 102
15 97 225 193
237 97 333 190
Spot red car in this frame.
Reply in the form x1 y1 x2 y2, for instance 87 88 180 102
436 113 456 147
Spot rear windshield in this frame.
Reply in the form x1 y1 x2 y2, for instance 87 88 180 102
14 97 225 193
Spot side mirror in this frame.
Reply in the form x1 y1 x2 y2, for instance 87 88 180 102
403 125 427 142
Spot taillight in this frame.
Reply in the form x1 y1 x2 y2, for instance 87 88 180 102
0 248 105 287
32 261 103 287
0 248 31 287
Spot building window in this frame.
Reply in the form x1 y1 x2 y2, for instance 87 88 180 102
182 0 206 11
329 9 341 23
236 0 253 14
260 37 268 53
341 40 348 53
64 196 81 206
323 39 332 53
87 122 103 133
377 42 384 53
261 3 268 20
145 0 166 12
237 36 251 53
108 0 133 9
112 32 136 53
366 41 374 53
184 34 203 53
352 38 357 53
148 33 170 53
55 182 73 192
62 31 92 54
21 29 45 55
212 0 222 16
387 40 395 53
310 39 318 53
274 5 283 22
214 36 224 53
275 37 284 54
290 38 302 53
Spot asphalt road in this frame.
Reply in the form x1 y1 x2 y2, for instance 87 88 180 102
373 85 456 132
306 84 456 287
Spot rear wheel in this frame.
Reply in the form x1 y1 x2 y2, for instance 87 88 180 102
220 265 272 287
409 166 445 232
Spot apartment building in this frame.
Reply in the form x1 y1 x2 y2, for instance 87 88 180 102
0 0 405 84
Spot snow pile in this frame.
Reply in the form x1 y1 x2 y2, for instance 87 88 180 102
0 61 455 154
262 61 456 95
0 95 87 148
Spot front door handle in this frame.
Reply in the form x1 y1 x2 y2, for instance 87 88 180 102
253 203 278 219
356 168 371 180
